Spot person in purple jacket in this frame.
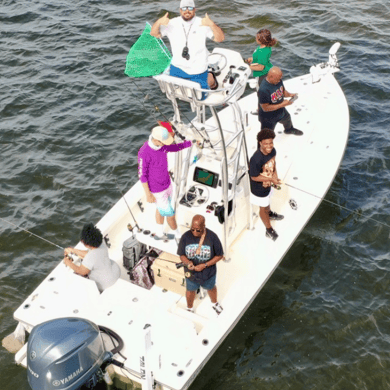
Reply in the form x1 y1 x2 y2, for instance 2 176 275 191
138 126 192 241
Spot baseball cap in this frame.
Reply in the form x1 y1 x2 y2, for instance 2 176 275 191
180 0 195 8
151 126 174 145
158 120 174 134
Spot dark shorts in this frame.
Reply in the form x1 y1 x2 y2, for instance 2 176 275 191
186 274 216 292
259 109 293 131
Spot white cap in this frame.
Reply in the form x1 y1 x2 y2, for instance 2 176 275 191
180 0 195 8
151 126 173 145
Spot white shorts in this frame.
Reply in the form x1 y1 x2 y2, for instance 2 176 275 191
153 184 175 217
250 191 271 207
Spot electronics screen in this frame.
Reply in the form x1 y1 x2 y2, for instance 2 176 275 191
193 167 219 188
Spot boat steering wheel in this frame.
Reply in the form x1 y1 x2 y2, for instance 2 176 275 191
208 53 228 75
185 185 209 207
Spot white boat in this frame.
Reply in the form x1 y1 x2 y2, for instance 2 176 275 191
7 43 349 390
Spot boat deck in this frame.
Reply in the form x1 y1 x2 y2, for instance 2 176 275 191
13 69 349 390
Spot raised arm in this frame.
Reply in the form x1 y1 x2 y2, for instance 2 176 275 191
202 13 225 43
150 12 170 39
163 139 192 152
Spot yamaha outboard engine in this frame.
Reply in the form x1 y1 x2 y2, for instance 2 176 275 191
27 318 113 390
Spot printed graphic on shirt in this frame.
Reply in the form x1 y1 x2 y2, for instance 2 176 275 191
271 86 284 103
138 157 144 180
262 156 276 188
185 244 211 262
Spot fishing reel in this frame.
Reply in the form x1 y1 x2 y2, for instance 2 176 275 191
127 223 143 234
65 253 80 262
175 263 193 278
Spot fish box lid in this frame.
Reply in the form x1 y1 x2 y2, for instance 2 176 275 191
152 252 182 273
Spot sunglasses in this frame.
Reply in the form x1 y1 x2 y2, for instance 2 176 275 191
181 7 194 11
191 228 203 233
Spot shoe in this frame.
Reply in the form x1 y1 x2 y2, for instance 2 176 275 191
187 307 194 313
212 302 223 315
265 228 278 241
284 127 303 136
154 233 174 241
269 211 284 221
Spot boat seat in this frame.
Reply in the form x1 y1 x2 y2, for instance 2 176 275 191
154 74 228 107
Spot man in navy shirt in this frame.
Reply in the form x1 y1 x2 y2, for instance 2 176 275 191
177 215 224 315
258 66 303 136
249 128 284 241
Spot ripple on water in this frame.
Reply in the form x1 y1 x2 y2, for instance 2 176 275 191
1 1 390 390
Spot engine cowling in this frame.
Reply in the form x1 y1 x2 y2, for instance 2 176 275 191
27 317 112 390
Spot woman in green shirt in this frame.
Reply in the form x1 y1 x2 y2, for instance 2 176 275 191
247 29 278 88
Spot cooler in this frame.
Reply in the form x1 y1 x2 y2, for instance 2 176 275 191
151 252 186 296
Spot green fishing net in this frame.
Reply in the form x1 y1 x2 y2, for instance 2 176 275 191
125 23 172 78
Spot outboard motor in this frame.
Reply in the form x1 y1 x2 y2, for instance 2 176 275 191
27 318 113 390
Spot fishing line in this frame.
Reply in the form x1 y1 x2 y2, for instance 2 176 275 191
0 216 64 250
129 80 160 123
0 170 140 253
284 183 390 230
129 78 212 146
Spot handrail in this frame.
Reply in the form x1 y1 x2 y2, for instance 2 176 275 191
210 106 229 260
174 142 195 213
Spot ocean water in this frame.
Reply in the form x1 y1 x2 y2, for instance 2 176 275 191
1 0 390 389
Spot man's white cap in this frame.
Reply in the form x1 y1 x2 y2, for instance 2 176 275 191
180 0 195 8
152 126 173 145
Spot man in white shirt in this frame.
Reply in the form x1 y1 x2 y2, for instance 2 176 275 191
150 0 224 90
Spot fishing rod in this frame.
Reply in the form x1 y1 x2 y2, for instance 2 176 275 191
0 216 87 267
143 251 190 275
148 252 183 266
284 182 390 230
129 79 213 148
153 102 207 146
129 79 184 141
114 178 142 233
0 216 64 250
